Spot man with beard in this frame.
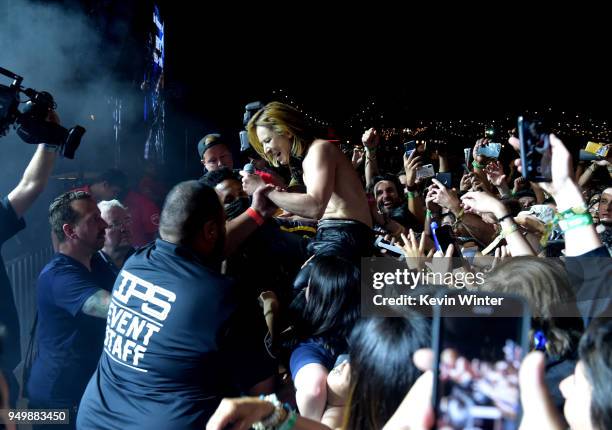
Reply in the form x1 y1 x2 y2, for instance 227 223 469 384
27 191 116 429
77 181 275 430
370 173 423 234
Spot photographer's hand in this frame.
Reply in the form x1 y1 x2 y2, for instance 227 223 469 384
8 111 60 217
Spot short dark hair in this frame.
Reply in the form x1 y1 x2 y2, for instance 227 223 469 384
515 189 536 200
579 316 612 430
93 169 128 191
49 191 93 242
199 167 240 188
369 173 403 197
159 180 222 246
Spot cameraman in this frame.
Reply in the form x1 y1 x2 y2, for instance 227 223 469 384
0 111 60 412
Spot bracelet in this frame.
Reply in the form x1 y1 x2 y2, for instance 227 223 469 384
501 223 519 238
497 213 513 223
253 395 288 430
406 191 415 200
558 213 593 232
246 207 265 226
472 160 484 169
557 204 588 219
426 209 433 218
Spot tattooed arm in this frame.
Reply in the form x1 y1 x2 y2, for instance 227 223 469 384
82 289 111 318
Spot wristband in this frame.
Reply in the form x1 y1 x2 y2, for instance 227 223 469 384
557 204 588 218
426 209 433 218
246 207 265 226
558 213 593 232
472 160 484 169
406 191 415 200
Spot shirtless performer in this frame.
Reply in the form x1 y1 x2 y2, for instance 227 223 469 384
240 102 373 287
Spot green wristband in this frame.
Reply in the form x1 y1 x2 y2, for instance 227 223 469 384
472 160 484 169
558 213 593 232
426 209 433 218
406 191 415 200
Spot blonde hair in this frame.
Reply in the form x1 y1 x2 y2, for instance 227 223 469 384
246 101 314 167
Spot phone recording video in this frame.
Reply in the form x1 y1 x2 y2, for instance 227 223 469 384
435 172 452 188
404 140 416 157
416 164 435 180
433 291 529 430
518 116 552 182
476 142 502 159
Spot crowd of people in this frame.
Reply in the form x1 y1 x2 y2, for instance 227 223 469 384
0 101 610 430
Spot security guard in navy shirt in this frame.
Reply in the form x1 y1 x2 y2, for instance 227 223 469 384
78 181 276 430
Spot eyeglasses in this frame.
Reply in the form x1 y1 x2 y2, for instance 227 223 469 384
107 217 132 231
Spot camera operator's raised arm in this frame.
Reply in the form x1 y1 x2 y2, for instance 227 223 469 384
7 111 60 218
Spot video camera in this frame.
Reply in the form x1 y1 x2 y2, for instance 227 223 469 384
0 66 85 158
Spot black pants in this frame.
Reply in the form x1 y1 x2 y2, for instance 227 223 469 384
293 219 373 291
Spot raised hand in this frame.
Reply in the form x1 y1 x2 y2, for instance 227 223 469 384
361 127 380 150
484 160 507 187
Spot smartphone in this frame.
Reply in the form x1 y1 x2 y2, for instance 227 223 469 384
374 235 405 257
416 164 435 180
476 142 502 159
518 116 552 182
584 141 609 157
431 223 462 259
432 290 530 430
404 140 416 157
435 172 452 188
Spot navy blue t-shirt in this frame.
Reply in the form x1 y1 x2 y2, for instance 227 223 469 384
27 252 116 407
77 239 276 430
0 196 26 372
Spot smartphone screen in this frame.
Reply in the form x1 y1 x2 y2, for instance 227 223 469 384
435 172 452 188
477 143 502 159
518 116 552 182
432 224 461 258
433 292 529 430
404 140 416 156
416 164 435 180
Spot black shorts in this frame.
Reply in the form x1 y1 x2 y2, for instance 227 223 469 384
293 219 373 291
